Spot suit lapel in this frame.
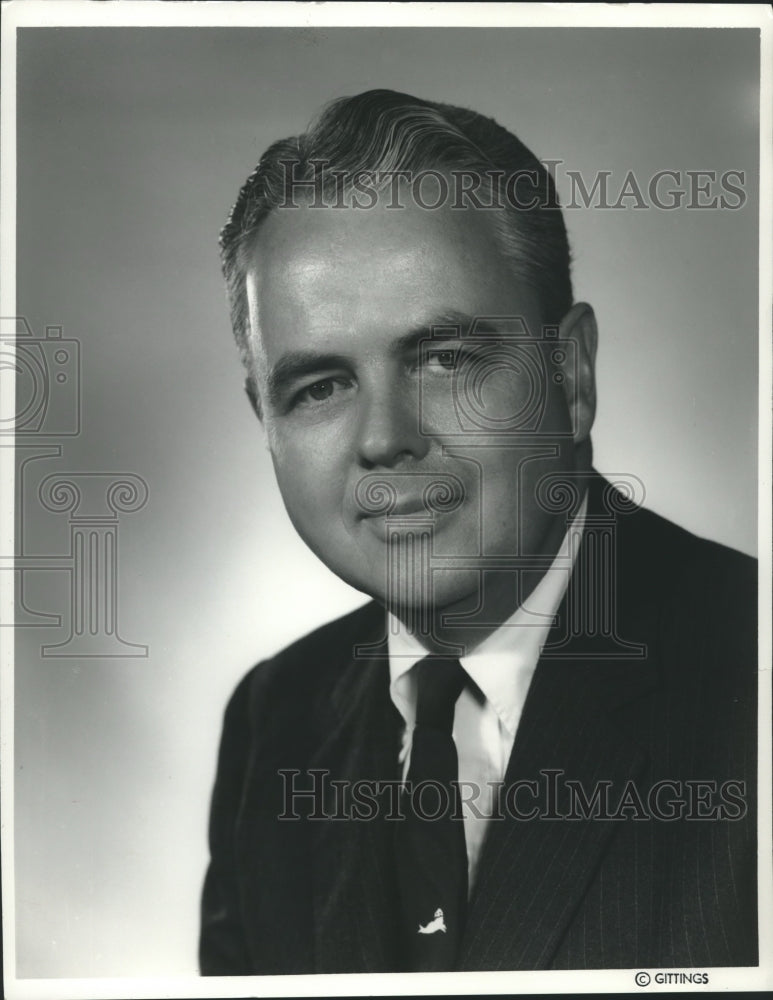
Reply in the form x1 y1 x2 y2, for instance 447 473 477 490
307 627 405 972
459 650 656 970
460 474 660 970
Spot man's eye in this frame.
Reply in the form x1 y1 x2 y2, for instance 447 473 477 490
293 377 352 408
427 349 459 371
307 380 335 401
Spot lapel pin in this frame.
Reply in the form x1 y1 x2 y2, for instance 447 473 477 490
418 908 447 934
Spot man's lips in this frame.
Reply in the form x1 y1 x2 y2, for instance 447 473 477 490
361 497 431 518
353 472 467 521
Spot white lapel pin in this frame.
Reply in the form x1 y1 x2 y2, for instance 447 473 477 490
418 908 447 934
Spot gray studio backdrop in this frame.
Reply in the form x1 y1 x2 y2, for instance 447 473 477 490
14 27 758 977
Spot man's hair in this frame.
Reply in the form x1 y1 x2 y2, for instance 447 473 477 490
220 89 573 371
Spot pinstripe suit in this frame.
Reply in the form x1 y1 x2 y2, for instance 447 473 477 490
200 475 757 973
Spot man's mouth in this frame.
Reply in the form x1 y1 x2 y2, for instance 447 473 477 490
354 472 466 521
371 497 427 517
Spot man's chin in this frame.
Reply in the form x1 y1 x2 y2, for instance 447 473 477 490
343 567 483 620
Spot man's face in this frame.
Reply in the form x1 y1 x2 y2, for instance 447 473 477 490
244 192 593 620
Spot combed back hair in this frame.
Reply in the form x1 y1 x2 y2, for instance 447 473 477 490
220 89 573 371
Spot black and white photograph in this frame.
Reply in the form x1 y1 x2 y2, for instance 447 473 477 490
1 2 771 997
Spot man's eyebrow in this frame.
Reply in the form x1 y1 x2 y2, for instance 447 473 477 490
395 311 500 351
266 351 351 404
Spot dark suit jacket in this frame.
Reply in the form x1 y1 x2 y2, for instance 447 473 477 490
199 475 758 973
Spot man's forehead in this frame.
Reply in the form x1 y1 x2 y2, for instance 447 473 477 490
245 197 517 319
250 189 512 272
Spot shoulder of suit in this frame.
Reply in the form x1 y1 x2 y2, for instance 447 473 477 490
227 599 383 715
590 471 755 595
621 500 756 601
619 502 757 700
584 477 757 690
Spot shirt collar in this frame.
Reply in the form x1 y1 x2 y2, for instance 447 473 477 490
387 492 588 735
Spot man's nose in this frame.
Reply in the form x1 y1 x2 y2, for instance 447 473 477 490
355 382 430 468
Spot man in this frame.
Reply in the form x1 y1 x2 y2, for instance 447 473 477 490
200 90 757 974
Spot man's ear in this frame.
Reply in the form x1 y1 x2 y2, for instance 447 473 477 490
556 302 598 444
245 372 263 422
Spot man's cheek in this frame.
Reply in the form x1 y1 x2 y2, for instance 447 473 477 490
419 391 462 436
273 446 336 513
266 419 312 467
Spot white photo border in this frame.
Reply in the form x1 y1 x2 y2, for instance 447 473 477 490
1 3 770 998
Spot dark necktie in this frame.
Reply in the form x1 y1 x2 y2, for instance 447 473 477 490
394 656 468 971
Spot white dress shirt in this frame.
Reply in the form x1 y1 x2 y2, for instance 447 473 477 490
387 494 587 891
